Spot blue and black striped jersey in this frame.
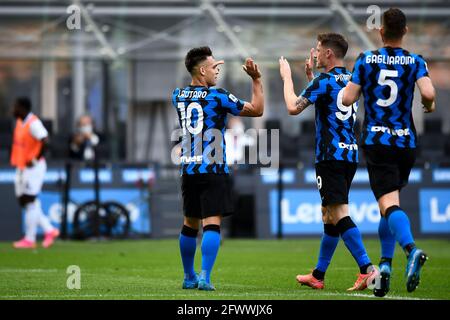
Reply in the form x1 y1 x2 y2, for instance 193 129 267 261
172 85 245 175
351 47 429 148
301 66 359 163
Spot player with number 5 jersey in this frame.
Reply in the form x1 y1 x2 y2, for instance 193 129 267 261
280 33 379 293
347 35 429 148
172 46 264 292
342 8 436 297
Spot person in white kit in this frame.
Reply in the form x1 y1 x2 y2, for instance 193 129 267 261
10 97 59 249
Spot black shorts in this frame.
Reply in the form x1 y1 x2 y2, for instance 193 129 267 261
363 145 416 200
315 160 357 207
181 173 234 219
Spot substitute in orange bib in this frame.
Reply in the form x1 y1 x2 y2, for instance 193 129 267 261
10 97 59 249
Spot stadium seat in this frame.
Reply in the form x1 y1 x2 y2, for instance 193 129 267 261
280 135 300 160
265 119 281 131
0 133 12 148
301 120 315 134
417 134 445 166
0 118 13 133
0 149 9 162
424 118 442 134
48 134 69 159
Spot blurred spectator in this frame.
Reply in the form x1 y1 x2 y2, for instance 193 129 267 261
69 115 100 161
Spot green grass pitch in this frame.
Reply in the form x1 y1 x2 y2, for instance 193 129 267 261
0 239 449 300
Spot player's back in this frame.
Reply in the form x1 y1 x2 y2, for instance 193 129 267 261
302 67 359 163
172 85 244 175
351 47 429 148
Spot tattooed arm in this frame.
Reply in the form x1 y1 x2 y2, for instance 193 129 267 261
294 96 312 115
279 56 312 115
283 77 312 116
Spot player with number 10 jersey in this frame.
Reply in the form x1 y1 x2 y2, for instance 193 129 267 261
172 46 264 292
172 86 245 175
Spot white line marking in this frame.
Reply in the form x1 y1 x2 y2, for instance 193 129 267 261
0 291 432 300
0 269 58 273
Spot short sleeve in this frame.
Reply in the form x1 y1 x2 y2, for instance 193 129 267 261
216 88 245 116
415 55 429 81
300 76 326 104
350 53 365 86
172 88 179 108
29 119 48 140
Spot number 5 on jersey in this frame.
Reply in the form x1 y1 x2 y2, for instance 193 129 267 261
177 102 204 135
377 69 398 107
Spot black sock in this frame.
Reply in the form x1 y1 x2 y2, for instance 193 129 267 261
404 243 416 257
379 257 392 267
360 263 372 274
312 269 325 281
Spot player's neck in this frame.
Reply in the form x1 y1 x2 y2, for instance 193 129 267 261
190 77 209 87
383 40 403 49
324 60 344 73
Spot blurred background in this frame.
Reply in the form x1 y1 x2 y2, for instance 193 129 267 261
0 0 449 241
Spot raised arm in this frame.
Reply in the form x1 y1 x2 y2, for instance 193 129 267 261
305 48 315 82
279 56 312 115
416 76 436 113
239 58 264 117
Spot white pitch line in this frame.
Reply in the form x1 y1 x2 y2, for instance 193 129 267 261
0 291 433 300
307 292 432 300
0 269 59 273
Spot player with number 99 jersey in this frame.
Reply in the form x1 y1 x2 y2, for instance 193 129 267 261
301 66 358 163
280 34 378 291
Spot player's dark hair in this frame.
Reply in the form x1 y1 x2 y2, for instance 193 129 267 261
15 97 32 112
382 8 407 40
317 33 348 59
185 46 213 74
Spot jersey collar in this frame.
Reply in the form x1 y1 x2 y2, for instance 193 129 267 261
187 85 208 89
383 46 403 50
328 66 346 73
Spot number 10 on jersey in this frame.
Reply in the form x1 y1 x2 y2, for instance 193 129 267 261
177 102 204 135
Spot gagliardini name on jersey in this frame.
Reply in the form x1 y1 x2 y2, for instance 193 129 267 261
365 54 416 65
